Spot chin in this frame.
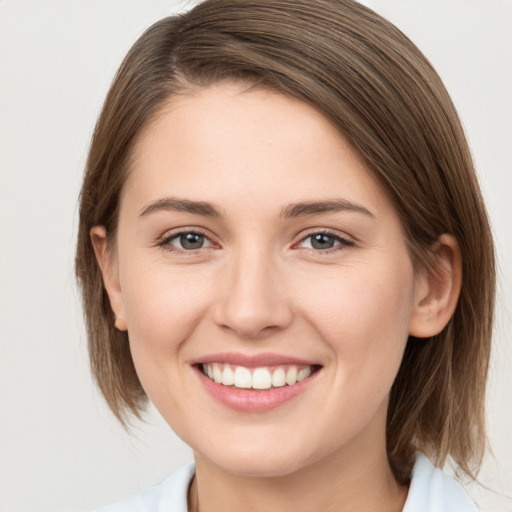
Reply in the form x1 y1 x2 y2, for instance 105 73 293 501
211 455 305 478
194 436 320 478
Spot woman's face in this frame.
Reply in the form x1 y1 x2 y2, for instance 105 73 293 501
107 83 424 476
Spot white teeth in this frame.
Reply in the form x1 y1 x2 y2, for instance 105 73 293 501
286 366 298 386
233 366 252 388
202 363 316 389
213 363 223 383
297 367 312 382
252 368 272 389
222 365 234 386
272 367 286 387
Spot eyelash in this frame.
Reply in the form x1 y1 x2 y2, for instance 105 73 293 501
157 228 214 255
156 228 354 254
295 229 354 253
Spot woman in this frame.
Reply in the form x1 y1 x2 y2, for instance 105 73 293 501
75 1 495 510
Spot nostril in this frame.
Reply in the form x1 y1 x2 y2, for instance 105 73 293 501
213 303 294 340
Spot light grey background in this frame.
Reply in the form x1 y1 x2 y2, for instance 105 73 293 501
0 1 510 511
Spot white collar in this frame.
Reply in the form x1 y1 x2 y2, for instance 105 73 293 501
96 452 478 511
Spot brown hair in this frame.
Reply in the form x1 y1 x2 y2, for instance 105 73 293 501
75 0 495 483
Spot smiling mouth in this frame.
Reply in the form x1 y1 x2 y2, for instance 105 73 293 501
199 363 321 390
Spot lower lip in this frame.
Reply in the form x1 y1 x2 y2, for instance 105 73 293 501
194 366 320 413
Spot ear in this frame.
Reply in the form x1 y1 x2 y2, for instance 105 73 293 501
409 234 462 338
90 226 127 331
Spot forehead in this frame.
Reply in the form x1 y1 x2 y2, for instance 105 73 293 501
123 83 391 218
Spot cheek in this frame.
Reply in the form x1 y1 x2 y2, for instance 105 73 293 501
305 263 413 334
117 260 217 423
300 260 415 380
119 259 214 354
296 263 415 439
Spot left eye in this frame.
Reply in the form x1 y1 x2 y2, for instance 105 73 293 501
298 233 351 250
166 232 212 251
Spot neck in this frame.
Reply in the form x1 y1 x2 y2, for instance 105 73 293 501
188 434 407 512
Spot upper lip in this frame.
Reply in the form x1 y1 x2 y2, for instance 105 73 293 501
190 352 320 368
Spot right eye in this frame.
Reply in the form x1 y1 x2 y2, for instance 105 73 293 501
160 231 213 252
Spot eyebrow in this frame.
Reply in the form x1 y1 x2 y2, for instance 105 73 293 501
138 197 221 218
281 199 375 219
138 197 374 220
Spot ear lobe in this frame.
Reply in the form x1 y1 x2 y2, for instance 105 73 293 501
409 234 462 338
90 226 128 331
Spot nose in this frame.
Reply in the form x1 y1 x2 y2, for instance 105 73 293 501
213 249 293 340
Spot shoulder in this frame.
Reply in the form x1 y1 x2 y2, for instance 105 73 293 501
94 462 195 512
403 452 479 512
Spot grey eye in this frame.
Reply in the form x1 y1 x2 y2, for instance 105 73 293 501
309 233 336 250
298 232 353 251
170 232 211 250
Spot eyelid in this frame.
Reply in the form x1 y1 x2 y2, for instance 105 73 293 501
156 226 219 253
155 226 354 254
293 228 355 251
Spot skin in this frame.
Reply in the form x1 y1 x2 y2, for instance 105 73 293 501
92 82 461 512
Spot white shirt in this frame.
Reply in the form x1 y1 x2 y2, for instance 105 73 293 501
95 452 478 512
